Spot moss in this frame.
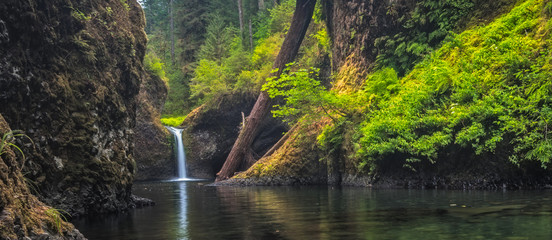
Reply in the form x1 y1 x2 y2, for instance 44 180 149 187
0 115 80 238
0 0 148 215
235 119 326 181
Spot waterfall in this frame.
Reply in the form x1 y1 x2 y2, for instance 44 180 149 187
166 126 187 179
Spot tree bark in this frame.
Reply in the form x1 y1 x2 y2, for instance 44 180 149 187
259 0 265 10
169 0 175 65
248 19 254 51
216 0 317 181
237 0 244 36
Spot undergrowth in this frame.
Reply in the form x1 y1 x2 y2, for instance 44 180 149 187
160 115 187 127
356 0 552 172
265 0 552 174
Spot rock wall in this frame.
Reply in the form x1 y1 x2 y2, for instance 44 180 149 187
133 73 173 181
181 92 287 179
1 114 85 239
0 0 147 216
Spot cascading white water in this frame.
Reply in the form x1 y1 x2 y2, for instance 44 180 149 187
165 126 187 179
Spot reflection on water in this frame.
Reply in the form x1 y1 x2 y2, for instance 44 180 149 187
177 182 188 239
73 181 552 240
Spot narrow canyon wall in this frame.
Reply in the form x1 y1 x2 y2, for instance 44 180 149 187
1 114 85 239
325 0 411 73
133 73 174 181
0 0 147 216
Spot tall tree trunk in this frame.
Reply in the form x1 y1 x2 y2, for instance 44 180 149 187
238 0 244 36
169 0 175 65
259 0 265 10
216 0 317 181
248 19 254 51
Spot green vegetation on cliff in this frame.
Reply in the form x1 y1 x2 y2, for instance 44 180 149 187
146 0 551 186
354 0 552 172
264 0 552 177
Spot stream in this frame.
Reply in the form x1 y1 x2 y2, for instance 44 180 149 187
73 181 552 239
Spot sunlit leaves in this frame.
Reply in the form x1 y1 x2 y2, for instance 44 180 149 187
262 66 342 123
354 0 552 171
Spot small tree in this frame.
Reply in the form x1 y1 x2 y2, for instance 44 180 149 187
216 0 317 181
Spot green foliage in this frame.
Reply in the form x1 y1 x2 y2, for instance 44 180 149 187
353 0 552 171
189 0 330 105
190 59 231 103
263 66 350 123
316 120 349 165
45 208 70 235
144 53 168 82
160 115 187 127
163 69 192 116
259 0 552 173
375 0 475 75
198 16 239 62
145 0 328 118
254 0 296 40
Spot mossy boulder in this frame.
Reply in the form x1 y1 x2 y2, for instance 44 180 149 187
225 120 328 186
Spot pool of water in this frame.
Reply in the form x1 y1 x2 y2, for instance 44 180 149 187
73 181 552 239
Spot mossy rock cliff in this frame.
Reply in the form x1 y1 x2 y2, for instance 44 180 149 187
1 114 85 239
0 0 148 215
133 73 173 181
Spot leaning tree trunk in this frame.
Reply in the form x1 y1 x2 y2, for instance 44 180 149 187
216 0 317 181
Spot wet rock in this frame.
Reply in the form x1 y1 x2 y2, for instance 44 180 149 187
131 194 155 208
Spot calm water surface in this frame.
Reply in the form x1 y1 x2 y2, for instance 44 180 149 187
73 181 552 239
